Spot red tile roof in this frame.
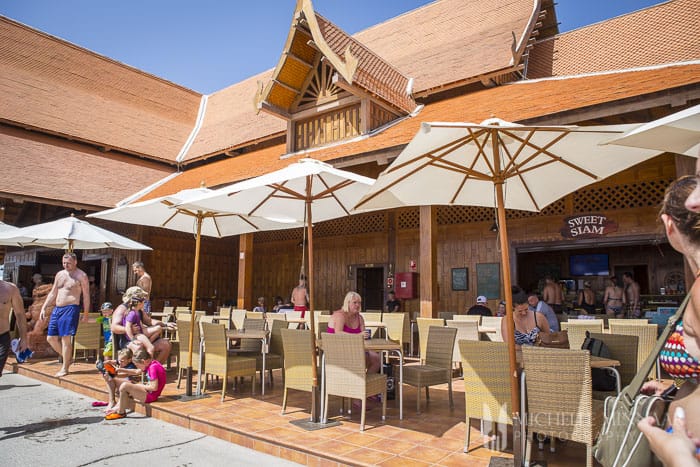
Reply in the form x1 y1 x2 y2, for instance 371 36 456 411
143 63 700 201
527 0 700 78
0 125 173 208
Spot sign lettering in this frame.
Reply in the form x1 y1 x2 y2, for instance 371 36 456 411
560 213 618 239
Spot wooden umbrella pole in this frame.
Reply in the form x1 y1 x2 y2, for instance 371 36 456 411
305 188 321 422
185 214 203 397
492 128 521 465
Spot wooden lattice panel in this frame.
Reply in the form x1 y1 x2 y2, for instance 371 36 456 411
295 104 360 151
574 178 672 211
370 102 397 130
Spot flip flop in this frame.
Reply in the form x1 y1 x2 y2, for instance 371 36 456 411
105 412 126 420
92 401 109 407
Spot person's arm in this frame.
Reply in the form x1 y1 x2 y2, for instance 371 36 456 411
125 315 135 341
603 287 610 305
111 306 127 335
10 284 28 351
577 290 583 306
79 272 90 319
115 366 140 378
638 407 700 467
536 312 551 333
143 364 159 391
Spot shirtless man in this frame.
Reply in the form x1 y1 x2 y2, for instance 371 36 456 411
603 276 625 317
290 275 309 318
132 261 152 315
0 280 28 377
40 252 90 377
623 272 641 318
542 276 564 313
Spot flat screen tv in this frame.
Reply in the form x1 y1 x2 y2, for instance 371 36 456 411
569 253 609 276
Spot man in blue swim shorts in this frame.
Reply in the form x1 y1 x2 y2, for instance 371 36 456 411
40 252 90 377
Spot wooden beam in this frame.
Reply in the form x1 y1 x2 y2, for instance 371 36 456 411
419 206 438 318
284 51 314 68
237 233 254 310
272 78 302 94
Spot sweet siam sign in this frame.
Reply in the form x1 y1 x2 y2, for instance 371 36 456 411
560 214 618 239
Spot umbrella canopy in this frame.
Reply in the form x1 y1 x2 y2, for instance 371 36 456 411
0 214 151 251
605 104 700 156
0 221 19 235
354 118 660 428
181 158 375 418
89 186 300 396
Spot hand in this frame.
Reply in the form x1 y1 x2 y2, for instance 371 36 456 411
637 407 700 467
641 380 668 396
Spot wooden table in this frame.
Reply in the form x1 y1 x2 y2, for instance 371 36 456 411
222 329 269 395
317 337 403 421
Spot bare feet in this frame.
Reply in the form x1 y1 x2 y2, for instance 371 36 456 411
55 369 69 377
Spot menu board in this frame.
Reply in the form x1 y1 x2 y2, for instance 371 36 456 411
476 263 500 299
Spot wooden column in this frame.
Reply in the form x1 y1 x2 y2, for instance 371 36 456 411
237 234 254 310
419 206 438 318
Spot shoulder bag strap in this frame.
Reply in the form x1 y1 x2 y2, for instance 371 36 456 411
625 292 691 395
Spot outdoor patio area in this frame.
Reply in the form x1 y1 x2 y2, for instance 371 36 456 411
9 356 592 466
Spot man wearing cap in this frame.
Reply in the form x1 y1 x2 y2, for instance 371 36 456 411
467 296 492 316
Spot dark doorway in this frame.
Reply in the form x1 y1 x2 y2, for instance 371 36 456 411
615 265 650 295
356 267 384 311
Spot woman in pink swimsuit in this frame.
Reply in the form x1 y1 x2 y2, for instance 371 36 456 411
327 291 381 374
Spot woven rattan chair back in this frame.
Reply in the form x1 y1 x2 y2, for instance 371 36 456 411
200 321 257 401
236 317 265 353
382 312 408 351
246 311 264 320
361 312 382 337
452 315 481 323
416 318 445 364
313 313 331 337
589 332 639 396
321 332 387 431
459 340 512 452
608 322 658 378
438 311 456 321
176 317 201 389
404 326 458 413
521 346 603 467
280 329 316 415
561 319 604 350
446 320 479 365
231 309 247 330
72 321 101 361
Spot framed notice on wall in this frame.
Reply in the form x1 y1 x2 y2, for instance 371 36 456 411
451 267 468 291
476 263 500 299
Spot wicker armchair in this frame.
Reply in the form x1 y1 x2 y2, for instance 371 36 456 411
72 321 102 361
404 326 458 413
521 346 604 467
459 340 512 453
231 309 247 330
200 322 257 401
438 311 456 321
360 312 382 338
280 329 316 415
321 332 387 431
561 319 604 350
382 312 408 353
446 320 479 367
452 315 481 323
255 319 284 387
608 321 658 378
416 317 445 364
176 316 201 389
588 332 639 399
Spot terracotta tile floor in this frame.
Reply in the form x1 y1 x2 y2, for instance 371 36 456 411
12 357 594 466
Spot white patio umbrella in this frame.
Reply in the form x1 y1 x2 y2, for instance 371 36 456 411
0 221 19 235
605 103 700 156
88 186 300 396
0 214 151 251
353 118 660 429
180 158 375 419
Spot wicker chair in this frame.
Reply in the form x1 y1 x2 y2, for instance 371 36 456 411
361 312 382 338
72 321 102 361
321 332 386 431
231 309 247 330
459 340 512 453
280 329 316 415
452 315 481 323
521 346 604 467
404 325 458 413
608 321 658 378
200 322 257 401
416 317 445 364
176 317 201 389
561 319 604 350
382 312 408 353
438 311 456 321
217 306 232 329
446 320 479 367
255 319 284 387
232 317 266 354
246 311 264 320
481 316 503 342
588 332 639 399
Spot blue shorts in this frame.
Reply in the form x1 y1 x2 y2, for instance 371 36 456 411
47 305 81 337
